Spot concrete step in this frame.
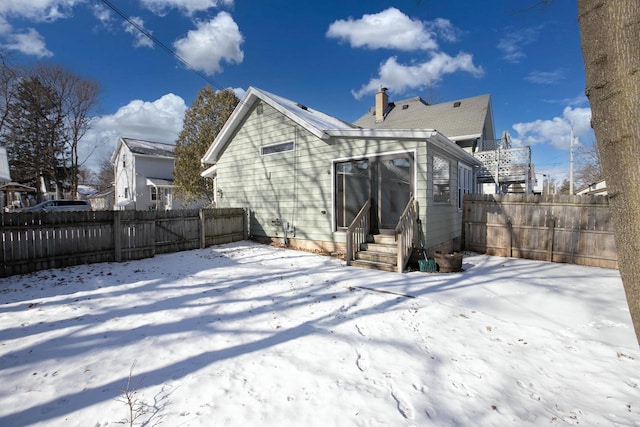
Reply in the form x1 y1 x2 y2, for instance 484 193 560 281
349 259 398 273
356 250 397 265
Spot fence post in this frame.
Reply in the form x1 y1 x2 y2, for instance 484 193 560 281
507 220 513 257
199 208 206 249
546 217 555 262
114 210 122 262
0 214 4 278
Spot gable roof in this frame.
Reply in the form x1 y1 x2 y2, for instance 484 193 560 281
353 94 493 141
201 87 480 167
111 137 175 163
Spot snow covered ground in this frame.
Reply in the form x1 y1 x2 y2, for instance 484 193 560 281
0 241 638 426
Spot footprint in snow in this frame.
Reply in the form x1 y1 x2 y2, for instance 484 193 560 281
390 386 415 421
355 349 369 372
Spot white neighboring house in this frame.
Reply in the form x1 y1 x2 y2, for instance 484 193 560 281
576 179 607 196
111 137 205 211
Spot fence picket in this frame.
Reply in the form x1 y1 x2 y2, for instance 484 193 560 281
463 194 617 269
0 208 245 278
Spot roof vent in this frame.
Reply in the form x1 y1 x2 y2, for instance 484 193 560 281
453 101 461 108
402 104 409 110
296 103 308 111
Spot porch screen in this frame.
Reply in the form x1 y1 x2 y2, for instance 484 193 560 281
335 159 369 228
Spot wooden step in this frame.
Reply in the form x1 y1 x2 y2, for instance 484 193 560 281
371 234 397 245
360 242 397 254
348 259 398 273
355 250 397 264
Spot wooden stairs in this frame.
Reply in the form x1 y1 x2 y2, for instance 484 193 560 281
348 234 400 272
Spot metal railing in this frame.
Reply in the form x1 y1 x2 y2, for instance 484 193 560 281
345 199 371 264
394 196 417 273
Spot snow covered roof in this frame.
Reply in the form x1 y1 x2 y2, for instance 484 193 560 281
122 138 175 158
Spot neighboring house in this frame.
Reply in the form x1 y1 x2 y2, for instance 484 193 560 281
576 179 607 196
112 137 205 211
87 187 115 211
201 87 483 272
353 90 533 195
0 146 37 211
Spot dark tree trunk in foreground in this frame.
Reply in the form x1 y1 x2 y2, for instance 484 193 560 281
578 0 640 346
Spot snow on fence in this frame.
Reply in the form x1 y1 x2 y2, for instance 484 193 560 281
462 194 617 269
0 208 246 277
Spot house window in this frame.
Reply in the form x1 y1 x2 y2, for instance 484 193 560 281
458 163 473 210
335 159 370 228
124 187 129 199
150 186 157 202
122 154 126 168
433 155 450 204
260 141 294 156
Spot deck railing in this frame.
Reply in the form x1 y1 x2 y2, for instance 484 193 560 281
345 199 371 264
394 197 417 273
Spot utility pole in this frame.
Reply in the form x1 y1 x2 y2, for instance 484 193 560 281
569 123 575 195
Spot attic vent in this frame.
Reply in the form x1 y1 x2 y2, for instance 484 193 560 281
453 101 461 108
256 103 263 114
402 104 409 110
296 103 308 111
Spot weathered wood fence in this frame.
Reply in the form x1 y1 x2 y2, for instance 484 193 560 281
462 194 617 269
0 208 246 277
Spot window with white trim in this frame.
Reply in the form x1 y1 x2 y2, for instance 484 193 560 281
433 155 450 204
150 186 157 202
260 141 294 156
458 163 473 210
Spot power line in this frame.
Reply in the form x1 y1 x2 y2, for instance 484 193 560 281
99 0 226 92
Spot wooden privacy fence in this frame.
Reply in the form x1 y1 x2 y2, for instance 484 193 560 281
0 208 246 277
462 194 617 269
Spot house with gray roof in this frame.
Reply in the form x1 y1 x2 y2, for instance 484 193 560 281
355 88 533 194
112 137 205 211
201 87 484 272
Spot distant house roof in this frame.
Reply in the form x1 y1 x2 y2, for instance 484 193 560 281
353 94 493 141
202 86 480 167
111 137 175 163
146 177 174 188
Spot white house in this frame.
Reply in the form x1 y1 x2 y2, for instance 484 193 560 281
111 137 205 211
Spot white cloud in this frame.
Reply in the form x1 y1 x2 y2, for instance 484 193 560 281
352 52 484 99
0 0 81 22
123 16 154 48
1 28 52 57
79 93 188 172
327 8 459 51
91 4 113 26
229 87 245 99
173 12 243 76
497 26 542 63
140 0 234 16
525 69 565 85
512 106 592 150
0 0 83 57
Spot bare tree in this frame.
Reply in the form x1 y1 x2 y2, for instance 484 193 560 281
34 64 100 196
578 0 640 345
575 138 603 188
0 54 19 137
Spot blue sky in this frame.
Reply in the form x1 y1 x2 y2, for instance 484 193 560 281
1 0 591 183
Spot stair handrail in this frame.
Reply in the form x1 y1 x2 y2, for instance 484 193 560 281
345 199 371 264
394 196 417 273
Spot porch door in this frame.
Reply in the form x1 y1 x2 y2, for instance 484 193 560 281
375 154 413 230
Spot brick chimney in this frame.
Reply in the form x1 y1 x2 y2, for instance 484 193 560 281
375 86 389 122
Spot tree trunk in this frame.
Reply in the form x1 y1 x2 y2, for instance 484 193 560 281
578 0 640 346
